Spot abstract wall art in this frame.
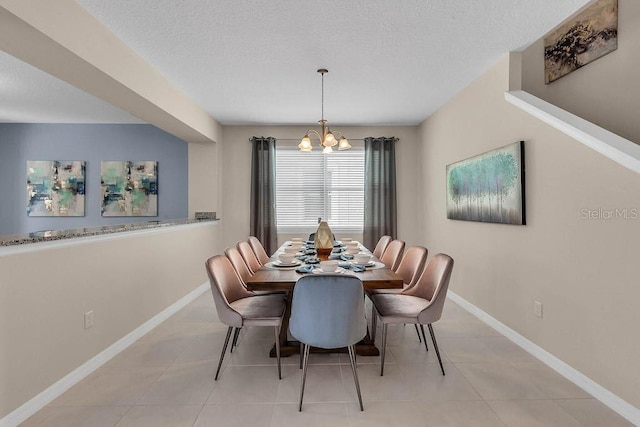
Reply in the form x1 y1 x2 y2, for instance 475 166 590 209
544 0 618 84
101 161 158 216
27 160 85 216
446 141 525 225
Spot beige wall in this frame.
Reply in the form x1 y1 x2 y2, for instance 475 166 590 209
521 0 640 144
188 139 221 218
219 125 421 251
0 223 219 418
419 54 640 408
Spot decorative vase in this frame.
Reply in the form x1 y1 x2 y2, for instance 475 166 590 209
314 221 333 258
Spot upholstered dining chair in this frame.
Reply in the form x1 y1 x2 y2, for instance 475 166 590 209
225 246 254 283
371 246 428 295
379 239 405 271
289 275 367 412
226 246 285 296
205 255 285 380
367 246 428 343
224 246 284 352
248 236 271 265
372 235 392 259
371 253 454 376
237 241 262 274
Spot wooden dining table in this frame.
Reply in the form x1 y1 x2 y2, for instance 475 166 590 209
244 242 404 357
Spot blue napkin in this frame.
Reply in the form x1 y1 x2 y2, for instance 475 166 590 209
304 248 317 255
296 255 307 261
340 253 354 260
296 265 314 274
338 262 365 272
328 253 342 260
305 257 320 264
333 242 345 248
331 247 345 253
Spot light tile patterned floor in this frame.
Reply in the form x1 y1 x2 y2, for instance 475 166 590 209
22 293 632 426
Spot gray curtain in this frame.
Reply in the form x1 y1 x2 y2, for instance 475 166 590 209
250 136 278 255
363 137 397 251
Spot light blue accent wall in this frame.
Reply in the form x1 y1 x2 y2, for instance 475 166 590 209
0 123 188 235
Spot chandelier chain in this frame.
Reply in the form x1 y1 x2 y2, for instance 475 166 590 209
321 71 324 121
298 68 350 152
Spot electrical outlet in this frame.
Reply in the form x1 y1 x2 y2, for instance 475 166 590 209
84 310 94 329
534 301 543 318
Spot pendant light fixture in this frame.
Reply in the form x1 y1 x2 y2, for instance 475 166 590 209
298 69 351 153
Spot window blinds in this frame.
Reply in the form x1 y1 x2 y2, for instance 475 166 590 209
275 143 364 233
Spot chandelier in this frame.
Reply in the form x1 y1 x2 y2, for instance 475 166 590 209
298 69 351 153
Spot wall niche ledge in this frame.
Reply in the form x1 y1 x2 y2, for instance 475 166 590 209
505 90 640 174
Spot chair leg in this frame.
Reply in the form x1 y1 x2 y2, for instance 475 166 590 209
419 324 429 351
428 324 445 375
348 345 364 411
380 323 388 376
274 325 282 380
298 344 311 411
371 306 378 343
215 326 233 380
299 342 303 369
414 324 422 343
230 327 241 353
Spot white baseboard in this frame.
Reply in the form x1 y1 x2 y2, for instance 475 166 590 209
0 283 210 427
447 291 640 426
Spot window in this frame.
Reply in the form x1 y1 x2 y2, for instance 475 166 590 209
275 142 364 234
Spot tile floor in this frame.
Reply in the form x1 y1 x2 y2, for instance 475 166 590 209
22 292 632 426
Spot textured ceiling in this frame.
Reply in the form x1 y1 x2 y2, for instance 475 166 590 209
1 0 591 125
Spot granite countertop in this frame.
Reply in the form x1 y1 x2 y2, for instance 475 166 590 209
0 218 218 247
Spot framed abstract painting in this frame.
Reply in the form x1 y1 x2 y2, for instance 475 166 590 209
544 0 618 84
101 161 158 216
27 160 85 216
446 141 525 225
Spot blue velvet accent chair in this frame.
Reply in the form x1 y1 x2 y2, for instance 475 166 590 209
289 275 367 411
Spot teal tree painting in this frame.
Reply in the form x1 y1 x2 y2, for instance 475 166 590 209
446 141 525 225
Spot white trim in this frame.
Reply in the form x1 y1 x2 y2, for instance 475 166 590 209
504 90 640 174
0 221 217 257
447 291 640 426
0 282 210 427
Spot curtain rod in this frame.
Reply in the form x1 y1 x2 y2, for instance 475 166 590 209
248 138 398 142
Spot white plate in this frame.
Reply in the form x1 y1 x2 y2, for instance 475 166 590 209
273 260 301 267
351 260 375 267
312 267 346 274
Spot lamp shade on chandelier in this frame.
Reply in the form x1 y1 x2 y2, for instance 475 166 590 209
298 69 351 153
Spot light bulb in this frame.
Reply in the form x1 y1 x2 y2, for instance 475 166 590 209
337 137 351 150
323 131 337 147
298 135 312 151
